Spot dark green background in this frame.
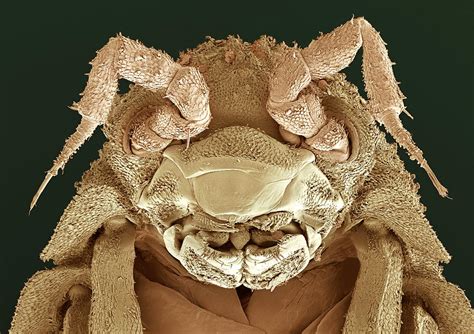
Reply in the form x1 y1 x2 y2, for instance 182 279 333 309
1 0 472 331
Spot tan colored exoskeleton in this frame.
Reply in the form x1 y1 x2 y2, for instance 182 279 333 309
11 17 473 333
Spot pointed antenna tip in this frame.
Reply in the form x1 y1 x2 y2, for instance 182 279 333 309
29 199 37 214
422 162 450 199
437 186 450 199
29 172 54 214
439 184 449 197
28 199 36 214
377 111 449 199
27 117 98 215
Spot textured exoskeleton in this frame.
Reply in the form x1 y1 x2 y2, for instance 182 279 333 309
11 17 473 333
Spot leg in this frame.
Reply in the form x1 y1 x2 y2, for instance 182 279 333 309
31 34 211 210
343 221 404 333
63 284 92 334
403 275 474 333
400 297 439 333
9 267 90 333
89 217 142 333
10 220 143 333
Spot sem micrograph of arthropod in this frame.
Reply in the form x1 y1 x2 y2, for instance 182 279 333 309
4 6 473 333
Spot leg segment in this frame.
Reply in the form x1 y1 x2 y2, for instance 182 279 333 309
31 34 211 210
343 221 404 333
9 267 90 333
89 217 142 333
403 275 474 333
401 297 439 333
63 284 92 334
